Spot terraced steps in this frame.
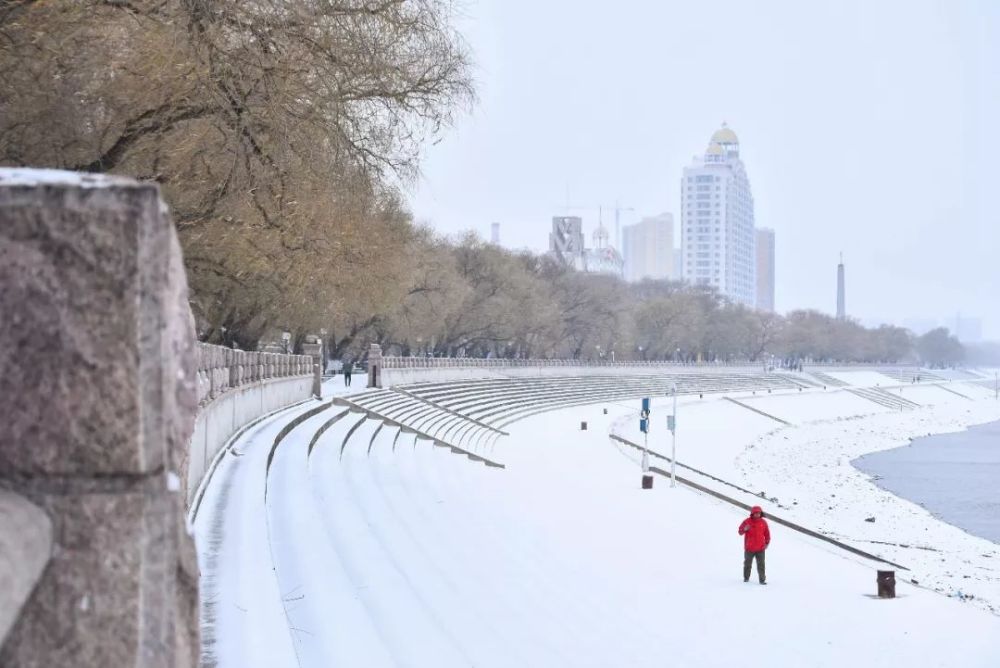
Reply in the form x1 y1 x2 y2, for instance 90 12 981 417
346 372 801 459
808 371 849 388
847 387 920 411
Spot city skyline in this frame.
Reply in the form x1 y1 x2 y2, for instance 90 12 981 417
409 0 1000 339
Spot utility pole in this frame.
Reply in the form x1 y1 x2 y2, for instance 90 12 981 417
640 397 653 489
669 383 678 487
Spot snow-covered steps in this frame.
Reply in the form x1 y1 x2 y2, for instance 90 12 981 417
808 371 850 387
333 397 506 469
878 368 945 384
847 387 920 411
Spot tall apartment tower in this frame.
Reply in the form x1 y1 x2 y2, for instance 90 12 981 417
680 124 756 306
490 222 500 244
622 213 674 282
755 228 775 311
836 254 846 319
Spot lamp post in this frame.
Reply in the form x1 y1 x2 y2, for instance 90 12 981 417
319 328 327 372
670 383 678 487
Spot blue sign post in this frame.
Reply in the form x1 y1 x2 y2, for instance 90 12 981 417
639 398 652 486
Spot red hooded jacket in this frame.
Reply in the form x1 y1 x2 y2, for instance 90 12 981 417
738 506 770 552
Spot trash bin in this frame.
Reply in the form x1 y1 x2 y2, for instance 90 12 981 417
580 421 587 430
641 474 654 489
877 570 896 598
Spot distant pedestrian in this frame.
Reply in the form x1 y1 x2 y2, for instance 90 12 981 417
343 362 353 387
739 505 771 584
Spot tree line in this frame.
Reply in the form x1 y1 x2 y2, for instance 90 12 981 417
322 231 964 367
0 1 967 368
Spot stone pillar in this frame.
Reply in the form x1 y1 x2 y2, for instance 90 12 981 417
0 169 199 667
368 343 383 388
312 362 322 398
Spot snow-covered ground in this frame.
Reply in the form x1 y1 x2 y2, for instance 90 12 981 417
193 377 1000 667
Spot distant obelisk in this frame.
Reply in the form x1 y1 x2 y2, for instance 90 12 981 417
836 253 846 320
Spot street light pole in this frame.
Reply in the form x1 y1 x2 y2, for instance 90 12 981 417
670 383 678 488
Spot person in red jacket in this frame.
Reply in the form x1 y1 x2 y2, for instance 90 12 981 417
738 506 770 584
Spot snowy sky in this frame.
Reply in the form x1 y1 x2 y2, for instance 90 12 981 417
407 0 1000 339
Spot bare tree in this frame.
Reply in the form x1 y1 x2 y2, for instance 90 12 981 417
1 0 474 344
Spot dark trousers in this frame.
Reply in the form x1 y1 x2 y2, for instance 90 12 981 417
744 550 765 582
344 373 352 387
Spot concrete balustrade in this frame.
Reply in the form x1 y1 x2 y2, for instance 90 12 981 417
187 344 316 508
375 354 921 388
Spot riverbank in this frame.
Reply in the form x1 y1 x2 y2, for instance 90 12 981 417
610 376 1000 615
854 419 1000 545
735 399 1000 614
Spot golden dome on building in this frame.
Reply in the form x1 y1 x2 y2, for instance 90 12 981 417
705 142 724 155
710 123 738 145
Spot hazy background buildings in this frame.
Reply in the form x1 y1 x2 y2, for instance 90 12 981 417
755 228 775 312
411 0 999 339
622 213 674 282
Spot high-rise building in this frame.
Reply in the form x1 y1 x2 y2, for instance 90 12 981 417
490 222 500 244
755 228 775 311
836 254 846 319
672 248 683 281
680 124 756 306
622 213 674 282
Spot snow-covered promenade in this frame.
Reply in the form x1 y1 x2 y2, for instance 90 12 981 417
193 369 1000 667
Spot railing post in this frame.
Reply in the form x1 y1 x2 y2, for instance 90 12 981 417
368 343 383 388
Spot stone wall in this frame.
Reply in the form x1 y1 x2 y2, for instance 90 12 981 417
0 169 199 667
0 169 323 666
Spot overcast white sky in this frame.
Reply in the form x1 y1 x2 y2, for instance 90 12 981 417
408 0 999 339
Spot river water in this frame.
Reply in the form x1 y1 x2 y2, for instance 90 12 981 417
853 419 1000 544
